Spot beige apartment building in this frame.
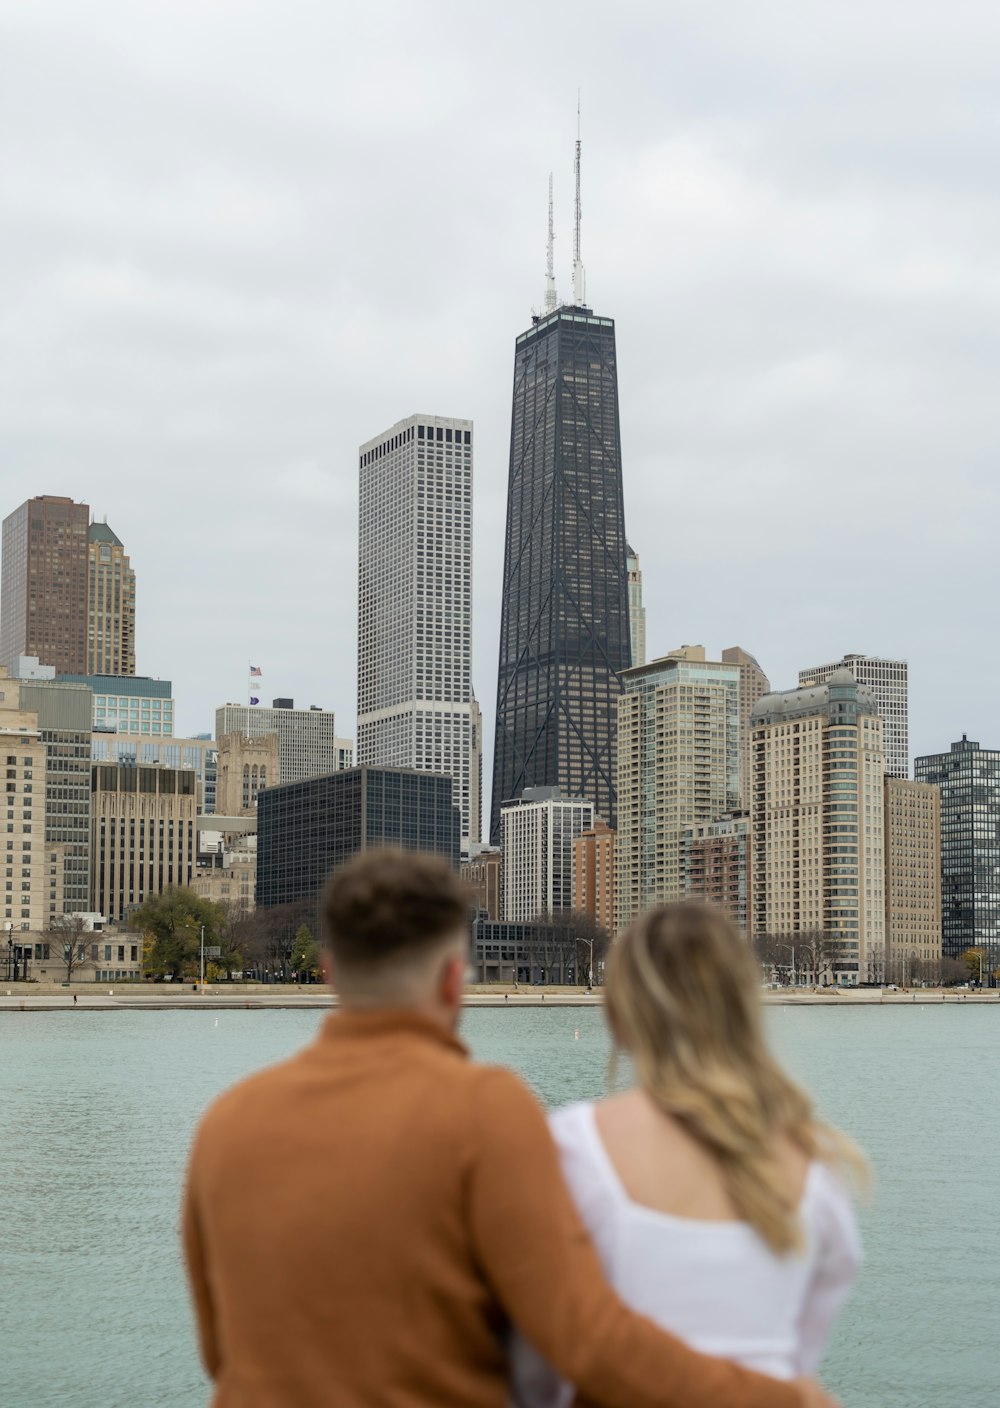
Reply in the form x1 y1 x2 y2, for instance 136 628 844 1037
721 647 770 809
616 647 741 933
215 732 279 817
1 677 65 934
884 778 942 983
91 763 197 922
88 521 136 676
573 822 616 936
751 669 886 984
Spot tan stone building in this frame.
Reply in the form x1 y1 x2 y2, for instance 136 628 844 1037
461 846 501 920
616 647 741 933
751 669 886 984
215 732 280 817
573 822 616 936
721 647 770 809
3 919 144 985
0 677 66 934
87 521 136 676
884 778 942 983
192 854 256 917
91 763 197 922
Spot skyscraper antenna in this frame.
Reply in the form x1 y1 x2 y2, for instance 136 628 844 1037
544 172 557 313
572 93 586 306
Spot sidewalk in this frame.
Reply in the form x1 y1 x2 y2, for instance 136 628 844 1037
1 983 997 1012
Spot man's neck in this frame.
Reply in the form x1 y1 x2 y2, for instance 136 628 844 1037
336 993 457 1034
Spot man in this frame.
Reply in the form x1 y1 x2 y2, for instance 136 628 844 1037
183 850 838 1408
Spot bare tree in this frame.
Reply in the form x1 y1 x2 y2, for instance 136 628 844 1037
229 900 316 981
46 915 90 983
751 930 842 986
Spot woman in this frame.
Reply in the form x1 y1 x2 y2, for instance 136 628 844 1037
511 903 865 1405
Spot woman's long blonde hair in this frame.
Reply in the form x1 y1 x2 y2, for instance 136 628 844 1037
605 902 867 1254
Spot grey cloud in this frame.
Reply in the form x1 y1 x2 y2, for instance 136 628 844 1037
2 0 999 786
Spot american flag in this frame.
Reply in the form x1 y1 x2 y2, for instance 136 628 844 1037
249 666 262 677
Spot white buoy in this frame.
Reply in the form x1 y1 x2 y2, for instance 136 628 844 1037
574 1028 579 1040
214 1018 219 1028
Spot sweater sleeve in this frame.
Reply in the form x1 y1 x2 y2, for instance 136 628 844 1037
466 1067 803 1408
795 1167 863 1376
181 1135 221 1381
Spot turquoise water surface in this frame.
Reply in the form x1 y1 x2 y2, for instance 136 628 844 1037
1 1005 996 1407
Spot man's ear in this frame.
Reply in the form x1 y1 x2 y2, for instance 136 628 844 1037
438 949 467 1010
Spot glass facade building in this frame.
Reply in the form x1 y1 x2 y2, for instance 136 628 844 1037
61 674 174 734
256 766 461 912
915 736 1000 964
490 307 630 842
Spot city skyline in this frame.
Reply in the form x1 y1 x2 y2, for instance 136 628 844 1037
3 6 997 786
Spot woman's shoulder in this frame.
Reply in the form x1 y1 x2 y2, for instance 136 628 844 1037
802 1159 864 1265
547 1101 618 1192
548 1098 597 1147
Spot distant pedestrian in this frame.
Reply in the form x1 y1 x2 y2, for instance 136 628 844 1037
505 993 509 1004
72 993 78 1006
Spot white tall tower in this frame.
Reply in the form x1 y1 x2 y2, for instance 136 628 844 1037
357 413 477 847
798 653 909 779
571 100 586 306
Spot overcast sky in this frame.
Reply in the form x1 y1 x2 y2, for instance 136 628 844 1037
3 1 999 795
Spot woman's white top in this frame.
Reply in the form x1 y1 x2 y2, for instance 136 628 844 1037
509 1100 861 1407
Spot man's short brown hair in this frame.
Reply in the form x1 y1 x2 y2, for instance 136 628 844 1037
322 848 470 971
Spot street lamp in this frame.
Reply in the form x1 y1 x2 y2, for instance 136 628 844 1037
776 942 796 988
578 933 595 989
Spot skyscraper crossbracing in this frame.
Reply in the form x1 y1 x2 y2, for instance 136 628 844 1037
490 306 631 842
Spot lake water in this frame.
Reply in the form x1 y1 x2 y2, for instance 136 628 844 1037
1 1004 997 1407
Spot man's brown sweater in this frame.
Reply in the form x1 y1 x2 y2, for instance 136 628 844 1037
182 1009 804 1408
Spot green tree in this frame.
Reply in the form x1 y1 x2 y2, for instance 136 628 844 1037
291 924 322 982
132 888 226 980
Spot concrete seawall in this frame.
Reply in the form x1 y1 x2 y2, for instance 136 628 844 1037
1 984 997 1012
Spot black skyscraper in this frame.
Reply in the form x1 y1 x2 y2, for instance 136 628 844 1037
489 304 630 842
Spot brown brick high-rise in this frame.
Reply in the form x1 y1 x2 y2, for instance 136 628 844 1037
1 495 89 675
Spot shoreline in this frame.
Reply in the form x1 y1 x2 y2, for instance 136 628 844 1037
1 984 998 1012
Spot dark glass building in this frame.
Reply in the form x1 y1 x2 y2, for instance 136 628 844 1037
915 736 1000 967
256 765 461 912
490 306 630 842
